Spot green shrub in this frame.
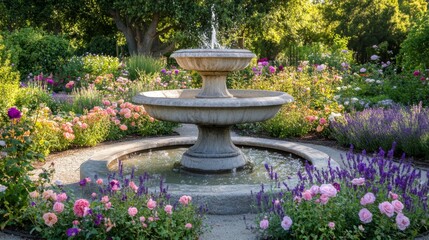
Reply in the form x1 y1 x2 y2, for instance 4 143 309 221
84 35 117 56
0 109 49 228
71 108 111 147
400 12 429 70
126 55 164 80
0 35 20 122
4 27 72 76
262 106 313 138
60 87 103 115
14 84 56 112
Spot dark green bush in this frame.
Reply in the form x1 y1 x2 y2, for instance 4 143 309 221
4 27 73 76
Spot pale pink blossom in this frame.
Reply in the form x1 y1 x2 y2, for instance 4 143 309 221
129 181 138 193
53 202 64 213
309 185 320 196
274 199 280 206
83 207 91 217
319 194 329 205
73 220 79 226
260 218 269 230
395 213 410 231
379 201 395 217
164 205 173 215
328 222 335 229
147 198 157 210
389 191 399 200
302 190 313 201
319 184 337 197
185 223 193 229
139 216 146 222
29 191 39 198
360 192 376 205
73 199 90 217
281 216 292 230
351 177 365 186
96 178 103 185
391 200 404 213
101 196 109 203
179 195 192 205
359 208 373 223
120 124 128 131
105 202 112 210
43 212 58 227
128 207 138 217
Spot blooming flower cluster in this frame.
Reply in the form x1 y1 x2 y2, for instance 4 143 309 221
26 167 205 239
255 146 428 239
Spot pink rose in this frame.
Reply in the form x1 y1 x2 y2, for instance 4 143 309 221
139 216 146 222
91 192 97 198
360 192 376 206
309 185 320 196
281 216 292 230
328 222 335 229
358 208 373 223
319 184 337 197
389 191 398 200
57 193 67 202
319 118 327 125
119 124 128 131
43 212 58 227
164 205 173 215
73 199 90 217
302 190 313 201
128 207 138 217
179 195 192 205
83 207 92 217
53 202 64 213
129 181 138 193
260 218 269 230
319 194 329 205
96 178 103 185
185 223 193 229
101 196 109 203
351 177 365 186
29 191 39 198
293 196 302 203
379 201 395 217
105 202 112 210
72 220 79 226
147 198 157 210
392 200 404 213
395 213 410 231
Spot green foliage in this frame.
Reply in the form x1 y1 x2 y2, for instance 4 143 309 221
71 108 111 147
0 114 48 228
0 34 20 121
262 106 313 138
4 27 73 76
60 87 104 115
126 55 164 80
400 12 429 70
14 84 57 113
84 35 118 56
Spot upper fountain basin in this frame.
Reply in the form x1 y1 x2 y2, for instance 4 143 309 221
171 49 256 72
133 89 293 125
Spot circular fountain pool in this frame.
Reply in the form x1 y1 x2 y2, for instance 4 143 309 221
80 136 339 214
109 146 305 186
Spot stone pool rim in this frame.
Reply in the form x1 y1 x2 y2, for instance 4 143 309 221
80 136 340 214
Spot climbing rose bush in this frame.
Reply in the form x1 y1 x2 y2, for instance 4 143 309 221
26 171 205 239
255 146 429 239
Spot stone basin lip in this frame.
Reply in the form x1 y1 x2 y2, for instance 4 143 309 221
133 89 293 108
171 48 256 59
80 136 340 214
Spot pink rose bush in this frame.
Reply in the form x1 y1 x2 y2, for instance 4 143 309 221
26 174 205 239
256 148 428 239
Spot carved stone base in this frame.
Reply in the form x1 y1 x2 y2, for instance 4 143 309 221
180 125 246 172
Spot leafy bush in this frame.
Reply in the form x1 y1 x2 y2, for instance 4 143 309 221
4 27 72 76
60 86 104 115
26 169 205 239
330 104 429 158
255 147 429 239
0 35 20 122
262 106 313 138
400 12 429 70
84 35 117 56
126 55 164 80
14 84 57 113
71 107 111 147
0 107 49 228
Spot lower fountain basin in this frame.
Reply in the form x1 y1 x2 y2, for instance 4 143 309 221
80 136 340 214
132 89 293 125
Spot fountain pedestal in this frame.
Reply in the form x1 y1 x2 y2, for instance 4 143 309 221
181 125 245 172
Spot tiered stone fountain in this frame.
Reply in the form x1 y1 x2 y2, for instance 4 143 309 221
133 49 293 172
